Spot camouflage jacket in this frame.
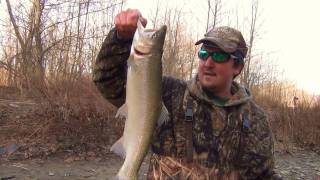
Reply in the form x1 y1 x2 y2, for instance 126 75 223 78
93 28 282 180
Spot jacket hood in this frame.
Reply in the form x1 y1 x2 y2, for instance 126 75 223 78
187 76 252 107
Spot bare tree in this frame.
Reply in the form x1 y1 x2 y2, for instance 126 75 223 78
159 7 182 76
147 3 199 80
33 0 45 88
206 0 222 31
2 0 123 92
149 0 161 29
5 0 46 90
240 0 261 89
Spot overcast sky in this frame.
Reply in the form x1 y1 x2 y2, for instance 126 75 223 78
1 0 319 95
125 0 320 95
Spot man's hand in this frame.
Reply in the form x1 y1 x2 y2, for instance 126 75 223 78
114 9 147 40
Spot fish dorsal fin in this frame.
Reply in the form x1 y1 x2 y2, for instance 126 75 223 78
110 136 126 159
157 102 170 127
115 103 128 120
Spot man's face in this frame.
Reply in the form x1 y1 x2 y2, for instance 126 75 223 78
198 45 243 95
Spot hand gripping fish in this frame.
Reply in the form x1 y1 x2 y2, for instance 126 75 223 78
110 20 168 180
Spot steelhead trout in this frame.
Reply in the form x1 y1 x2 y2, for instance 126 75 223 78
110 20 168 180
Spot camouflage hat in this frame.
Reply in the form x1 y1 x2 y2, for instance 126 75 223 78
195 26 248 58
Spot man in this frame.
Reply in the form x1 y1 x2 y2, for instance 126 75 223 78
93 9 281 180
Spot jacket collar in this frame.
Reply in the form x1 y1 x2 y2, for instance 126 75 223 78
186 76 252 107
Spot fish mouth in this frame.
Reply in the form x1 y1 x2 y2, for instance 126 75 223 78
134 47 148 56
133 45 152 57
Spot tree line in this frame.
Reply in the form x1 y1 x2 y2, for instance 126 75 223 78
0 0 319 151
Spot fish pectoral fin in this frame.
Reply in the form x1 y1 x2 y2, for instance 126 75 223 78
157 102 170 127
115 103 128 120
110 136 126 159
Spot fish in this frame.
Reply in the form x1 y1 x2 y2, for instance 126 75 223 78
110 20 168 180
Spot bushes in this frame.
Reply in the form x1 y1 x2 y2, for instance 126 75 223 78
253 82 320 151
2 77 319 158
0 78 124 158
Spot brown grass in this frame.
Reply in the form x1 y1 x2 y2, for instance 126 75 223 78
253 83 320 152
0 77 124 159
1 77 319 158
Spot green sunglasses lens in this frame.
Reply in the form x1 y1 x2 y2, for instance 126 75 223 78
198 49 230 62
198 50 209 60
212 52 230 62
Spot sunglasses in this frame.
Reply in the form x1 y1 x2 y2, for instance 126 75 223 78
198 49 238 63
